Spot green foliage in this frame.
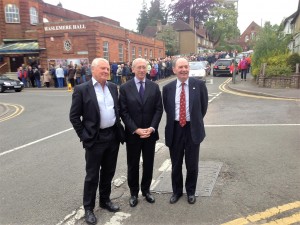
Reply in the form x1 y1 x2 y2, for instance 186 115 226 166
265 65 292 77
286 53 300 73
205 0 239 42
136 0 168 33
156 26 179 56
251 22 291 76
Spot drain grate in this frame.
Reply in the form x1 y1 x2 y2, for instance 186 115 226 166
151 161 222 197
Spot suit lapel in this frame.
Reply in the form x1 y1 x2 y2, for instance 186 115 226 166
169 80 177 119
188 78 195 113
107 82 119 118
129 79 143 105
87 80 100 117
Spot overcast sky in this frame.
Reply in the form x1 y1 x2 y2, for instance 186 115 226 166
44 0 299 33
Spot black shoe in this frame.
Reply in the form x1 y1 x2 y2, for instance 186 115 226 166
85 210 97 225
100 200 120 212
170 193 182 204
143 192 155 203
129 195 138 207
187 195 196 204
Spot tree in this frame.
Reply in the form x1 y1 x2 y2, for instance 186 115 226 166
204 0 239 44
169 0 215 27
251 22 291 76
137 0 168 33
137 3 149 34
155 25 179 55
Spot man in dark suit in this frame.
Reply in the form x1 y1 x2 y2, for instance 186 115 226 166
69 58 123 225
162 57 208 205
119 58 163 207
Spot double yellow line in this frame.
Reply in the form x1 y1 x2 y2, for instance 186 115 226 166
219 78 300 101
222 201 300 225
0 103 24 122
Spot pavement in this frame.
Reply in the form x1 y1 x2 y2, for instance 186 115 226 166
226 73 300 99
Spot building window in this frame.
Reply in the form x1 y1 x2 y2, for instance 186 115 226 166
132 46 136 60
138 47 142 57
150 49 153 58
118 43 123 62
245 35 249 42
103 41 109 61
144 48 148 59
30 7 38 25
5 4 20 23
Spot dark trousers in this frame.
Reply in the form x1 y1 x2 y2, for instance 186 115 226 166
126 138 156 196
169 122 200 196
83 127 119 210
241 69 247 80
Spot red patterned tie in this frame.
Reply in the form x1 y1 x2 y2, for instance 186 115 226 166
179 82 186 127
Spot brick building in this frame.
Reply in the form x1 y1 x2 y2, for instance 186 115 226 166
238 21 261 51
0 0 165 73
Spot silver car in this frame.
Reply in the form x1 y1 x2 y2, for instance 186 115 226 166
188 61 207 82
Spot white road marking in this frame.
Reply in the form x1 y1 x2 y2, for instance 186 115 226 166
104 212 131 225
208 92 222 103
159 159 171 172
0 128 73 157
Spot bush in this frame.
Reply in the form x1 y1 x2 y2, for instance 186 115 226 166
287 53 300 72
265 65 293 77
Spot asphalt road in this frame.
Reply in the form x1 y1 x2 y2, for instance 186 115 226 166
0 76 299 225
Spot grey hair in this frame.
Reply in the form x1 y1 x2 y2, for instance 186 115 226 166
91 58 109 68
132 58 147 68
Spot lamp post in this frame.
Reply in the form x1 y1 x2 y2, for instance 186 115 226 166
224 0 238 84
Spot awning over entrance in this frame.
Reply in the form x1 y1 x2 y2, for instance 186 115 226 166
0 41 43 54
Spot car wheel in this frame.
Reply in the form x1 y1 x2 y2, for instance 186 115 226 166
0 85 4 93
15 89 22 92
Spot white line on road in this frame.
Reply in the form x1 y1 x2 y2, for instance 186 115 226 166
0 127 74 157
205 124 300 127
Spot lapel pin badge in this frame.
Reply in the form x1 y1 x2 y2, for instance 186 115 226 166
193 87 195 89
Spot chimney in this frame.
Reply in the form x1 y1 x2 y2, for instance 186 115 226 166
189 17 195 29
157 20 162 32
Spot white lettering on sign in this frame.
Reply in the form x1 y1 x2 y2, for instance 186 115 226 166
44 24 86 31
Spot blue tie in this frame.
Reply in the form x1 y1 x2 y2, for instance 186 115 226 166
139 81 144 100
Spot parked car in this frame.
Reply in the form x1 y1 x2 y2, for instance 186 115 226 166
212 58 238 77
188 61 207 82
0 75 24 93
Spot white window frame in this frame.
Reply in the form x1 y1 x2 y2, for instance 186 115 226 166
103 41 109 61
138 47 142 57
144 48 148 59
132 46 136 60
30 7 39 25
118 43 123 62
150 49 153 58
5 4 20 23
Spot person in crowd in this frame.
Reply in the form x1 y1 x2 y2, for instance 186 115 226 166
246 55 252 73
150 65 157 81
33 67 41 88
116 64 122 85
119 57 163 207
20 66 28 88
111 61 118 84
43 68 51 88
69 58 124 225
17 67 22 82
240 55 249 81
27 66 35 87
55 65 65 88
162 57 208 205
75 64 82 85
81 63 87 83
68 65 76 88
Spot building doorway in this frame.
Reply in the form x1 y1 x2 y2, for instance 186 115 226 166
10 56 24 72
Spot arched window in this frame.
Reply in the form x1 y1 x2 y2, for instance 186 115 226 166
5 4 20 23
30 7 39 25
245 35 249 42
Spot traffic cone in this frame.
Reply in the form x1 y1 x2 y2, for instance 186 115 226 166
67 83 72 92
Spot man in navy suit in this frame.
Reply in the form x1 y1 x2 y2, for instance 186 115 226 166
119 58 163 207
69 58 123 225
162 57 208 205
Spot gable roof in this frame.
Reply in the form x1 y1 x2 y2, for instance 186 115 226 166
142 26 157 37
172 20 193 31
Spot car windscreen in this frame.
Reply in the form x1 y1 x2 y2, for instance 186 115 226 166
189 63 205 70
215 60 231 66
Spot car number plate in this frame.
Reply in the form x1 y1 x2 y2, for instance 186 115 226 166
219 66 226 69
14 86 21 88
